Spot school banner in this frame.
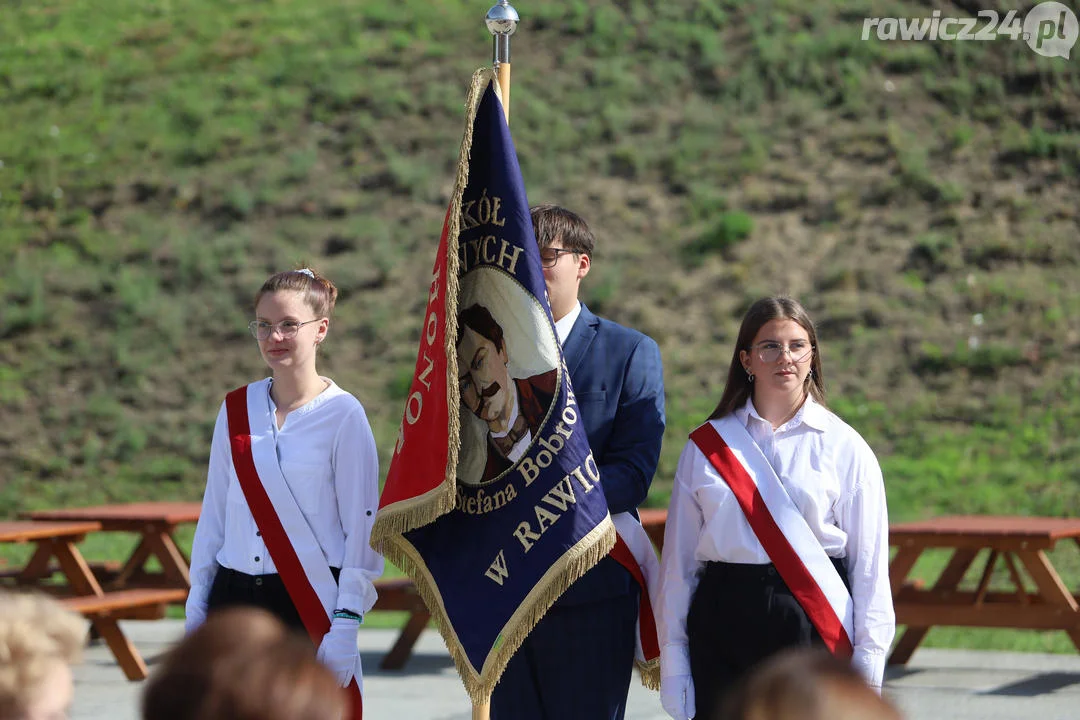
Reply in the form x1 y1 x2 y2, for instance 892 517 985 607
370 68 618 704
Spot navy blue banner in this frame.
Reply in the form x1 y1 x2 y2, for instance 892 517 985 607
402 79 612 690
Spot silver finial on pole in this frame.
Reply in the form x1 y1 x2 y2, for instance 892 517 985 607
485 2 518 124
485 1 519 66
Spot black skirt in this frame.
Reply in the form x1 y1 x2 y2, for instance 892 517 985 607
686 557 850 720
206 564 341 634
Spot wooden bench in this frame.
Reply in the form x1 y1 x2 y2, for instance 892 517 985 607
63 588 189 681
0 559 122 582
371 577 431 670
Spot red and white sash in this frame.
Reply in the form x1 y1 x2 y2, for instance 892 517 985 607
609 512 661 687
225 381 364 719
689 417 854 657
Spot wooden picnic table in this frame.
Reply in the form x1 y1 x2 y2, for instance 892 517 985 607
0 520 105 594
26 501 201 590
888 515 1080 665
0 520 186 680
371 577 431 670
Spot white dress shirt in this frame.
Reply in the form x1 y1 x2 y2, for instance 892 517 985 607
185 379 384 630
554 300 581 346
657 396 895 687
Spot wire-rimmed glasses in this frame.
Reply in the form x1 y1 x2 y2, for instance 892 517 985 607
248 319 320 341
750 340 814 364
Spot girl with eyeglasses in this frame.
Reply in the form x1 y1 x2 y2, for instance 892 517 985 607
656 296 895 720
185 268 383 719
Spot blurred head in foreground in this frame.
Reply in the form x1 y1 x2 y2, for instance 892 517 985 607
142 607 347 720
716 648 903 720
0 589 86 720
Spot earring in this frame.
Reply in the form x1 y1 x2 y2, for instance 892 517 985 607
745 369 754 382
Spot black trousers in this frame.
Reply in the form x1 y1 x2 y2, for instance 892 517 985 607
207 565 340 635
687 557 849 720
490 590 639 720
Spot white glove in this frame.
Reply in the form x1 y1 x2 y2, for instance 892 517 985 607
316 617 361 689
660 673 696 720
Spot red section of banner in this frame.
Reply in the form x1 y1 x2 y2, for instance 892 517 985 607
689 424 854 658
225 387 363 720
379 208 453 508
609 535 660 660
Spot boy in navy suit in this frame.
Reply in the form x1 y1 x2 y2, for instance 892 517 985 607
489 205 667 720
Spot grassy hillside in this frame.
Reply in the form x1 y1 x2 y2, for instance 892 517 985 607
2 0 1079 649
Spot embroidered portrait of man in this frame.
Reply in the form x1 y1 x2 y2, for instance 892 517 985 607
454 267 562 487
457 303 558 484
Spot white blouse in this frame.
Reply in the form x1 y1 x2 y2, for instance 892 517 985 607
185 379 384 630
657 397 895 687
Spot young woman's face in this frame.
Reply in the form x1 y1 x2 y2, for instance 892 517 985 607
740 318 814 405
253 290 328 374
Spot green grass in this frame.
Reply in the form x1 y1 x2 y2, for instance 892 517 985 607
2 0 1080 653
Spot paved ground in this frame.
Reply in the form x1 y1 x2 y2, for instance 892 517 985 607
75 620 1080 720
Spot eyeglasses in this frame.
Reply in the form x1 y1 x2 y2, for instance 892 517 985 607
539 247 578 268
248 319 321 341
750 340 814 364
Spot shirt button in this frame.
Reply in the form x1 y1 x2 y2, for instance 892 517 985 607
255 578 263 587
256 531 261 537
254 556 261 562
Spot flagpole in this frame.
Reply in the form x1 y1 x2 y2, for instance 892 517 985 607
470 6 517 719
486 0 518 124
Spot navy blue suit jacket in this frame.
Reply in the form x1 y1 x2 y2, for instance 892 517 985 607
556 303 666 606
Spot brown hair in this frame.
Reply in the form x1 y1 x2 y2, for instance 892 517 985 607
254 266 338 318
530 204 596 255
457 303 506 352
716 648 903 720
0 590 85 719
142 608 347 720
708 296 825 420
